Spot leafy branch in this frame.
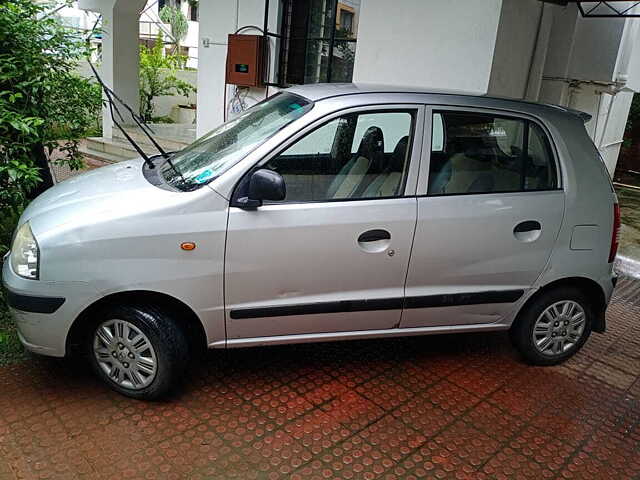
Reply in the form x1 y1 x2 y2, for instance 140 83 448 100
139 32 196 121
0 0 101 254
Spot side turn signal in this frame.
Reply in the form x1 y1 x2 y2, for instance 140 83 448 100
180 242 196 251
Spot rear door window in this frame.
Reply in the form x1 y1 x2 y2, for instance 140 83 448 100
427 111 558 195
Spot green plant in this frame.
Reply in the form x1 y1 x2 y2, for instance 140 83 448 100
0 0 101 237
159 5 189 51
626 93 640 132
0 290 25 366
139 33 196 121
151 115 176 124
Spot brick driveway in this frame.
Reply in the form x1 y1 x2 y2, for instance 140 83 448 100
1 278 639 480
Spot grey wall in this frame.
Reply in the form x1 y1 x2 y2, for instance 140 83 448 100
352 0 503 93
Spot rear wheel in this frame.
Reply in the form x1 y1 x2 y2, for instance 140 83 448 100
511 287 592 365
88 305 189 400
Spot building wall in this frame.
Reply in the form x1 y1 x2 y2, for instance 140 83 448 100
196 0 278 136
536 4 640 175
487 0 546 99
569 14 626 83
352 0 502 93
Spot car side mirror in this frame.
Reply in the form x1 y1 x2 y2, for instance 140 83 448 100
236 169 286 209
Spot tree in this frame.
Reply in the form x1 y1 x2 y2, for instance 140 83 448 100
0 0 101 255
159 5 188 52
139 33 196 121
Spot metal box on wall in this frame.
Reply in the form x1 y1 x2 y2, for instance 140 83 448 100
226 34 265 87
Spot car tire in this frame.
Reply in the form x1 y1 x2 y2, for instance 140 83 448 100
87 304 189 400
510 286 593 366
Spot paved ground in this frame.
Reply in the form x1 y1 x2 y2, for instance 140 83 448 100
1 278 639 480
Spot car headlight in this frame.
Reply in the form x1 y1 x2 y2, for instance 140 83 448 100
10 222 40 280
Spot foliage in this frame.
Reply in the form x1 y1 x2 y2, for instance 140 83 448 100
151 116 176 124
159 5 189 50
626 93 640 132
139 33 196 121
333 28 356 83
0 0 101 234
0 208 21 259
0 290 25 366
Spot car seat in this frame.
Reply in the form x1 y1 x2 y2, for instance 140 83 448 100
362 136 409 198
327 126 385 199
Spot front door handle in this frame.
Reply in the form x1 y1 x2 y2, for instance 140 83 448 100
358 229 391 243
514 220 542 233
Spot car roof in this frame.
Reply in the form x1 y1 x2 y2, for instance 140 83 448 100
285 83 591 122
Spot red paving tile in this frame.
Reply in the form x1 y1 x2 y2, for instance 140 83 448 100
1 276 640 479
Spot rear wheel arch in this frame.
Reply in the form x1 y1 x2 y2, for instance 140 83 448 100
67 290 208 357
517 277 607 333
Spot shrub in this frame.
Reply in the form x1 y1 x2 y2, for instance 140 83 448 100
159 5 188 52
0 0 101 248
139 33 196 121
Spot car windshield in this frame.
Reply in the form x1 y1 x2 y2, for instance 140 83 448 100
161 92 313 191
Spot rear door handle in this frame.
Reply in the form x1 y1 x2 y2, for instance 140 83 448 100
358 229 391 243
514 220 542 233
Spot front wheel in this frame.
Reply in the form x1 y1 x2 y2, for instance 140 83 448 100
88 305 189 400
510 287 593 365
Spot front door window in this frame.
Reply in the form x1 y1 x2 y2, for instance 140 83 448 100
264 111 414 202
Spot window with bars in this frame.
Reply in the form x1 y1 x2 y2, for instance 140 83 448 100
189 4 198 21
277 0 358 86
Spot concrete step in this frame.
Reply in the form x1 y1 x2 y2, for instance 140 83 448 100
85 137 139 159
79 145 131 164
112 124 194 152
84 123 195 164
85 136 169 159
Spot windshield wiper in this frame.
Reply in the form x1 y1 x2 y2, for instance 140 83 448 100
88 61 158 169
88 62 185 181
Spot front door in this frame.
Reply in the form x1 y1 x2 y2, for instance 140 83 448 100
225 106 423 340
401 108 565 328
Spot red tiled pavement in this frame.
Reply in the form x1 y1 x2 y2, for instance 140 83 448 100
1 277 639 479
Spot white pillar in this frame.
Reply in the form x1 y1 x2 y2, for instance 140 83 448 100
79 0 146 138
196 0 236 137
594 90 634 176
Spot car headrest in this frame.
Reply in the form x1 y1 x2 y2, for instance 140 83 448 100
357 126 384 158
390 136 409 171
451 137 495 160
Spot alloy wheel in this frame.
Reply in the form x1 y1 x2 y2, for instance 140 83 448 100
532 300 586 357
93 319 158 390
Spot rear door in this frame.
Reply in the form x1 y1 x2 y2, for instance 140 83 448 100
225 105 424 340
401 107 564 328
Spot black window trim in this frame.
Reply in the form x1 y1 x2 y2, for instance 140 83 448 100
230 104 422 207
276 0 358 86
422 106 563 198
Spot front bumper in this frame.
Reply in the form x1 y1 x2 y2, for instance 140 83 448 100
2 255 98 357
5 289 66 314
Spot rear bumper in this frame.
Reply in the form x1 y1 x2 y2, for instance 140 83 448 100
592 270 618 334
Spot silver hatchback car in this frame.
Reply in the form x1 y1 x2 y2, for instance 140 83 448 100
3 84 619 399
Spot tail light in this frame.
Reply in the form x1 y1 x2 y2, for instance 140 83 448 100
609 203 621 263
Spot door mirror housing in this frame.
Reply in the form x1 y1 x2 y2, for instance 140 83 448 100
236 169 286 208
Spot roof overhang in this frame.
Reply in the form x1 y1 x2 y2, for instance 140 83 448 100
540 1 640 17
